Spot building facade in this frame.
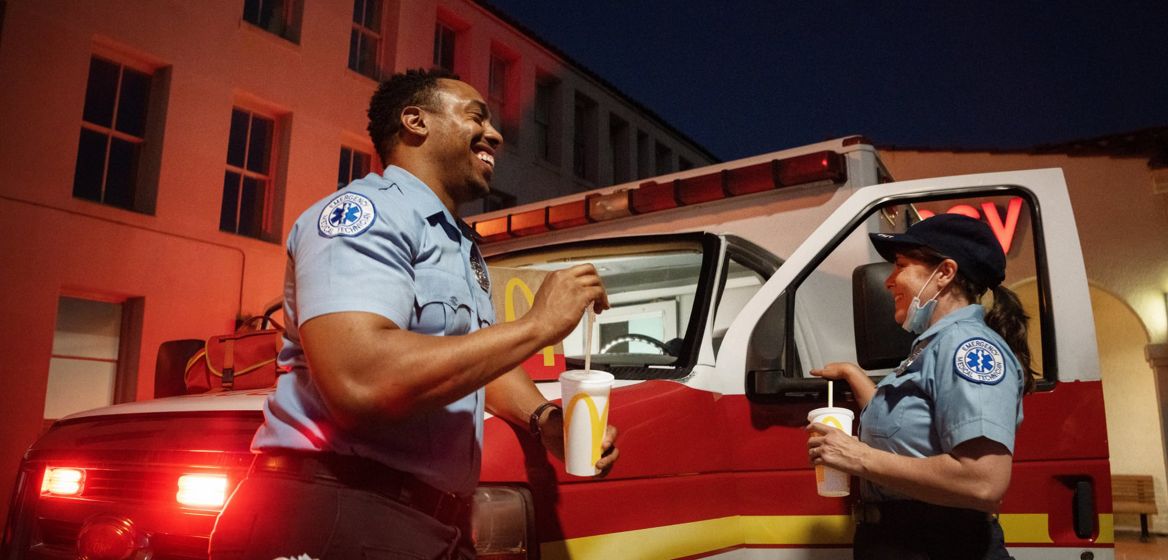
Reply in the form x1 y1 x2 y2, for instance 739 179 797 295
880 130 1168 532
0 0 713 523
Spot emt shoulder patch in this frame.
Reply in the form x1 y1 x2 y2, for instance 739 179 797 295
318 193 376 238
953 337 1006 384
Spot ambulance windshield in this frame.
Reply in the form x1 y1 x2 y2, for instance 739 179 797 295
487 236 710 379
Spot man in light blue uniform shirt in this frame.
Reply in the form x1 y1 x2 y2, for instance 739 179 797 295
210 68 617 560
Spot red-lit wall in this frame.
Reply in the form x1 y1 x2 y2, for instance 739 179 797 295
0 0 715 525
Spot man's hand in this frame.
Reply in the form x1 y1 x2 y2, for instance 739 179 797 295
527 264 610 343
537 405 620 477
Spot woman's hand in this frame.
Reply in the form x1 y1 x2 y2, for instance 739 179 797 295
810 362 864 381
810 362 877 407
807 422 869 476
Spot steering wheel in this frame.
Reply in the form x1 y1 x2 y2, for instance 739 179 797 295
600 333 671 355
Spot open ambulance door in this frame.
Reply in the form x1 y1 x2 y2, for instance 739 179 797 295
716 168 1114 556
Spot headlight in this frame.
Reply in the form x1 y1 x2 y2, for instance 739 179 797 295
473 486 535 559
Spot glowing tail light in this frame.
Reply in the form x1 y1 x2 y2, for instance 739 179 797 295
41 467 84 496
176 473 228 508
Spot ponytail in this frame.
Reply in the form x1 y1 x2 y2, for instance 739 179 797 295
985 285 1036 394
904 246 1037 393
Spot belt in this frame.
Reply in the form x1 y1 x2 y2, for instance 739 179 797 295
250 451 472 527
853 500 993 526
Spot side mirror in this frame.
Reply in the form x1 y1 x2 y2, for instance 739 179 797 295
852 263 914 369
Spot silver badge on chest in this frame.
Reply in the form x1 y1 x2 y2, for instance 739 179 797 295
470 244 490 293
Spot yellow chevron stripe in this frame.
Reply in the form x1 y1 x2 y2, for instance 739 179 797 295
999 513 1052 543
540 513 1114 559
540 515 852 560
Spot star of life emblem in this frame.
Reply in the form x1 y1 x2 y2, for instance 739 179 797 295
318 193 376 238
953 337 1006 384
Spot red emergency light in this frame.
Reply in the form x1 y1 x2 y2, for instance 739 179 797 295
176 473 229 509
40 467 84 497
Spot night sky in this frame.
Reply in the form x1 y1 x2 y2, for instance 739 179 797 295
487 1 1168 161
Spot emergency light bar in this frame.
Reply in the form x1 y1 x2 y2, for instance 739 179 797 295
472 150 847 243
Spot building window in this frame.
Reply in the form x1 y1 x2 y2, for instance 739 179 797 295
338 146 373 189
636 130 650 179
655 141 673 175
609 114 630 184
534 76 559 163
222 108 278 240
73 56 159 213
573 92 598 183
488 51 517 145
45 297 135 421
242 0 302 42
348 0 381 78
433 22 455 72
483 188 517 213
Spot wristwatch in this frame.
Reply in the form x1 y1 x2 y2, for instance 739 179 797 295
528 401 562 438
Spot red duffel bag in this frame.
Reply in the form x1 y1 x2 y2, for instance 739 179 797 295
184 328 285 393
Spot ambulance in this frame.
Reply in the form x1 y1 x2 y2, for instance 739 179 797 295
3 137 1111 559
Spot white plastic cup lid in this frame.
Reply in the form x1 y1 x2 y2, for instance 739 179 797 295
560 370 614 383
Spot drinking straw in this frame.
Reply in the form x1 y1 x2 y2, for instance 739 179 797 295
827 380 834 409
583 303 595 373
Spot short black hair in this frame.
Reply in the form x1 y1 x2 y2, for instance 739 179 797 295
367 67 459 164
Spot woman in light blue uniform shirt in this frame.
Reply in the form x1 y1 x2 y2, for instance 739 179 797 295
807 214 1034 560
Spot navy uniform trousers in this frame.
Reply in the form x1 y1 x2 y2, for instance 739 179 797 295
853 501 1012 560
209 454 475 560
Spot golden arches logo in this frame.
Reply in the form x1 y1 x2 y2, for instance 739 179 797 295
818 416 844 431
503 277 555 366
565 393 611 464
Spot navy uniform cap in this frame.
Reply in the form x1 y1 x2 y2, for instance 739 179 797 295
869 213 1007 288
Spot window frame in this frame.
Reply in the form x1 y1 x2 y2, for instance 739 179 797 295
338 145 374 190
242 0 303 43
348 0 382 79
487 233 722 381
220 106 282 242
73 54 164 214
746 185 1055 403
488 49 519 147
533 75 559 164
433 21 456 72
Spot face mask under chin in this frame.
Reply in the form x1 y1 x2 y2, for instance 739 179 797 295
900 266 942 335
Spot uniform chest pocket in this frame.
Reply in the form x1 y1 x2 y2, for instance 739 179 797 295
413 267 474 336
862 378 922 439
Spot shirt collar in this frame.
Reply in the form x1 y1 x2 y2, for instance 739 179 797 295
382 166 477 244
913 304 985 344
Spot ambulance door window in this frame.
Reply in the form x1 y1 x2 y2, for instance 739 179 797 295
883 195 1046 386
714 256 771 357
791 193 1043 384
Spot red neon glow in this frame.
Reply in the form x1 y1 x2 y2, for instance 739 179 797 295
41 467 84 496
982 197 1023 254
176 473 229 508
914 197 1023 254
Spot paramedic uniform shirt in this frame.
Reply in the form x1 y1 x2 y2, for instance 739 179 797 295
858 304 1024 502
252 166 495 497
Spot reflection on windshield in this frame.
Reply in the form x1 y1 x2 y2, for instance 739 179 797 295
489 243 703 368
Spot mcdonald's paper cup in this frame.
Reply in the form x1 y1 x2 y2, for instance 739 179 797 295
560 370 614 477
808 406 855 497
